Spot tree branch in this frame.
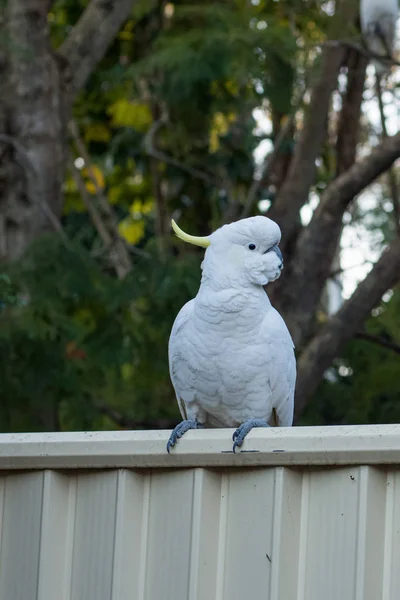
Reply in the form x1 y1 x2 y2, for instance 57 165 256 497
93 400 177 430
0 134 69 246
356 331 400 356
68 155 113 246
148 105 170 249
143 118 219 186
329 258 373 279
376 76 400 236
295 236 400 418
58 0 138 102
3 0 67 260
336 49 368 176
316 132 400 215
241 112 296 218
69 121 132 279
324 39 400 68
267 44 346 250
279 131 400 346
321 48 368 328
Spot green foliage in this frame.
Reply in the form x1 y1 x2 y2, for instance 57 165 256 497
1 0 399 434
0 274 18 308
130 4 296 110
0 235 201 432
301 288 400 426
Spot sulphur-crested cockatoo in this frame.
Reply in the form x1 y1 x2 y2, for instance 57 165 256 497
360 0 398 72
166 216 296 453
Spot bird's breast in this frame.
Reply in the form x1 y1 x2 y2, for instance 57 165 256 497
194 287 268 331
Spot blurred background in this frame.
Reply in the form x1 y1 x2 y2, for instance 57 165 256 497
0 0 399 433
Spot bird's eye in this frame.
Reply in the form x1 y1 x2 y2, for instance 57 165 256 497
248 243 256 251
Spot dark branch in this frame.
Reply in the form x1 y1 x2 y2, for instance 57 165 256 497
242 111 297 218
314 132 400 216
295 237 400 418
68 155 113 248
58 0 138 102
267 44 346 250
280 131 400 346
336 49 368 176
325 39 400 68
94 401 177 430
356 331 400 356
69 121 132 279
376 77 400 236
143 118 219 186
0 134 69 243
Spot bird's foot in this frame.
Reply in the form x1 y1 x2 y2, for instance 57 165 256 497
232 418 269 453
167 419 204 453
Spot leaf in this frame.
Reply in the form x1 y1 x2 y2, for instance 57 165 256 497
72 308 97 334
84 123 112 143
65 341 87 361
121 363 133 380
108 99 152 131
118 217 146 245
108 186 121 205
209 112 236 153
82 165 105 194
129 198 154 217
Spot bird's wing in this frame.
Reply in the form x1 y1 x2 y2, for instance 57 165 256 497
168 299 195 420
260 308 296 427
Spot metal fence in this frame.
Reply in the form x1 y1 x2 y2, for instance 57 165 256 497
0 425 400 600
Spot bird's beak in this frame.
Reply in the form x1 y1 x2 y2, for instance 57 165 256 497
272 244 283 263
171 219 211 248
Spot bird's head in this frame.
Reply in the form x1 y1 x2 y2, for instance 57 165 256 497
172 216 283 288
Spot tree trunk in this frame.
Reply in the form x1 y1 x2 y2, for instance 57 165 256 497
267 45 346 252
279 131 400 347
335 50 368 177
0 0 137 263
1 0 65 262
269 108 295 194
278 49 369 346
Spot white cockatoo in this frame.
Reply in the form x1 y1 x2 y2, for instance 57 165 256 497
360 0 399 72
166 216 296 453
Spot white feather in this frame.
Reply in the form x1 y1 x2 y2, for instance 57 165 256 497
169 216 296 429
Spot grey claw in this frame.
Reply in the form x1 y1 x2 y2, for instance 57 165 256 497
232 418 269 453
166 419 203 453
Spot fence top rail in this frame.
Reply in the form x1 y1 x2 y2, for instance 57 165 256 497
0 425 399 469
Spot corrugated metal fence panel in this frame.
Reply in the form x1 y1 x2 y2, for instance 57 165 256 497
0 427 400 600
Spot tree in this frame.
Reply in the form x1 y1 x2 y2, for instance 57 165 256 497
0 0 138 262
0 0 399 431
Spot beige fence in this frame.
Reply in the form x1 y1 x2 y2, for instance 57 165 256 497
0 425 400 600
